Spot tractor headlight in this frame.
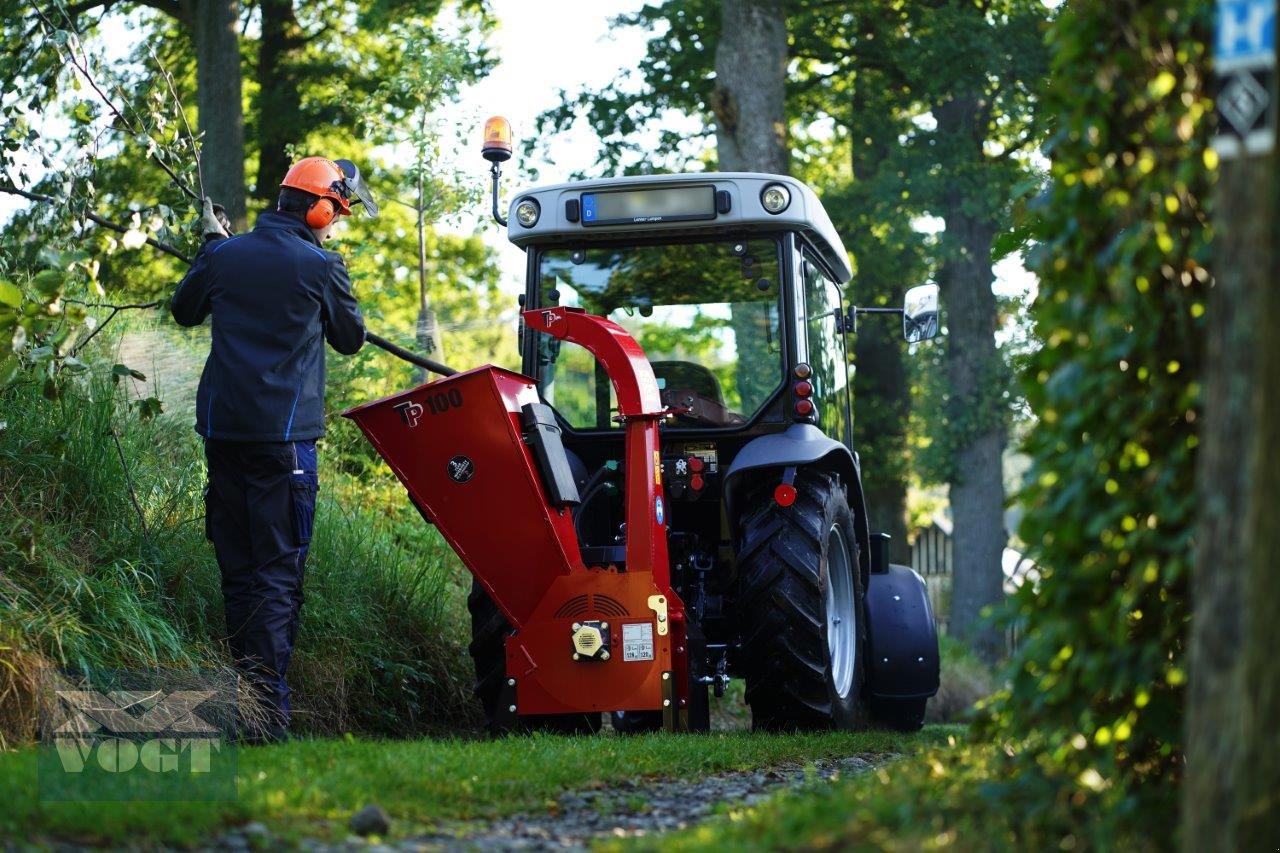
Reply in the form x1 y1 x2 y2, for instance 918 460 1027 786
515 198 541 227
760 183 791 214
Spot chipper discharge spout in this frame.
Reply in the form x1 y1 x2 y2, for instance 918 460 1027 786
344 307 691 728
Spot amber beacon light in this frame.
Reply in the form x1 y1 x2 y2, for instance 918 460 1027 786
481 116 513 163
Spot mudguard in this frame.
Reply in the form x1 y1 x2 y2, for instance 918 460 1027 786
723 423 871 573
864 564 940 700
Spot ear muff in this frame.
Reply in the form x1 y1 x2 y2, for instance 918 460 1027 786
305 197 337 230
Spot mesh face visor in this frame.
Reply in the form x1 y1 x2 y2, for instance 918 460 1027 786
335 159 379 218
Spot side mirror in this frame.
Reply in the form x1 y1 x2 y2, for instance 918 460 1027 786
903 283 940 343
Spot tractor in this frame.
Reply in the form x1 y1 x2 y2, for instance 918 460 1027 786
346 117 941 735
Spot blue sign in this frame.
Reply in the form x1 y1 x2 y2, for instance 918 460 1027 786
581 193 597 223
1217 0 1276 67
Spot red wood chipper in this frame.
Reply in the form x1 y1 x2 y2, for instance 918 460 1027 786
348 117 941 735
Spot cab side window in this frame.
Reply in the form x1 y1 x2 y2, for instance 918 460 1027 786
802 254 851 446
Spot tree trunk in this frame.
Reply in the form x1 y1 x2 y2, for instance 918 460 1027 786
848 83 912 565
180 0 246 230
1239 122 1280 847
713 0 787 419
1183 146 1259 852
935 94 1007 664
853 311 911 562
254 0 303 201
1186 48 1278 843
711 0 787 174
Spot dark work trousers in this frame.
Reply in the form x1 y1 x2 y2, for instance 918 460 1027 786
203 439 318 739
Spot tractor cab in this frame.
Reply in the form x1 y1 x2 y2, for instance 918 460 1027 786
505 172 937 555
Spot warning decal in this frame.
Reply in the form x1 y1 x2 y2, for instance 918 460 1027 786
622 622 655 662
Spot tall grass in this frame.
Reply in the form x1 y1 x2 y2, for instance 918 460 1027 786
0 366 477 745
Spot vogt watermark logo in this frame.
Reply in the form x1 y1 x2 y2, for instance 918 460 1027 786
38 669 237 801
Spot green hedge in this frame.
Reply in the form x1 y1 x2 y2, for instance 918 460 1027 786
976 0 1212 836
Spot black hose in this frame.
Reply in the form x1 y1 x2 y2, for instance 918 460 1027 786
365 332 458 377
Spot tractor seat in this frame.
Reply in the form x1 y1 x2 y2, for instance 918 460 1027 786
651 360 744 426
651 361 725 405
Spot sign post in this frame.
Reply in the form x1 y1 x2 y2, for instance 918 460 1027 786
1214 0 1276 158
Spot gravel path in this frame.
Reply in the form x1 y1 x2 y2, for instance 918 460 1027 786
214 752 889 852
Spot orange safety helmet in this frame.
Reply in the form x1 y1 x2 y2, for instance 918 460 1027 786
280 157 379 229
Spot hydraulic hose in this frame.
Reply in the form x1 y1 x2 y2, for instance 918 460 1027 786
365 332 458 377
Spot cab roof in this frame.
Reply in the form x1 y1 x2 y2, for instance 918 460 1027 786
505 172 852 284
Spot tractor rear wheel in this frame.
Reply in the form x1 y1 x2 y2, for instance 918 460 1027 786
468 580 603 736
735 470 868 730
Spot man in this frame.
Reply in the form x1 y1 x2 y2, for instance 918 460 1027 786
171 157 378 741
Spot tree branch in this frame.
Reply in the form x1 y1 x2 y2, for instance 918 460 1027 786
57 0 118 20
34 4 201 202
64 297 164 355
0 184 193 264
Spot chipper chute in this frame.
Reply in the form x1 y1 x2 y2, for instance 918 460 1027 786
345 307 692 728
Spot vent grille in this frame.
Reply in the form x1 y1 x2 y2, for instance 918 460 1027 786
553 594 591 619
591 594 629 617
552 593 631 619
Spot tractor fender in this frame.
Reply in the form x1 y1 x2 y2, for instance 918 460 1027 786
723 424 872 578
865 564 940 700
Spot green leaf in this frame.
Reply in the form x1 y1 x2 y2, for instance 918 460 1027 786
137 396 163 422
32 270 64 299
0 353 18 387
111 363 147 384
0 280 21 309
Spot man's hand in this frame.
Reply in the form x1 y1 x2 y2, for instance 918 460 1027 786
201 197 230 239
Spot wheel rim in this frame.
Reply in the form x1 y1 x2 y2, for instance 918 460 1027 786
825 524 855 700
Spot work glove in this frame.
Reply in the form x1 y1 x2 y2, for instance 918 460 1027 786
201 197 230 240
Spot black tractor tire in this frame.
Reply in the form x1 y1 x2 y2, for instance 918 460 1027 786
735 470 868 731
869 696 928 732
468 580 602 736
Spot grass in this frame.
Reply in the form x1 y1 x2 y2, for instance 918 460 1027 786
0 727 958 846
0 359 477 743
614 736 1167 852
928 636 996 724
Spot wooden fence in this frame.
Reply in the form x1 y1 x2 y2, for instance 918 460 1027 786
911 519 1035 653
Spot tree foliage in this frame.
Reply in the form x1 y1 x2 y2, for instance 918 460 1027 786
975 0 1212 836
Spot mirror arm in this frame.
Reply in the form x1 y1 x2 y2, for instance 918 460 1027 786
840 305 903 334
490 161 508 227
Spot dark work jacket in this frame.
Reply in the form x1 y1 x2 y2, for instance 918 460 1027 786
170 211 365 442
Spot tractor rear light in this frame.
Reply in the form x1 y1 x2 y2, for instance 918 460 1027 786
515 198 540 227
794 380 813 398
793 362 812 379
774 483 797 507
794 398 815 417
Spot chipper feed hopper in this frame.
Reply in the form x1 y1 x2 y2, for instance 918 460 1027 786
347 307 695 727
